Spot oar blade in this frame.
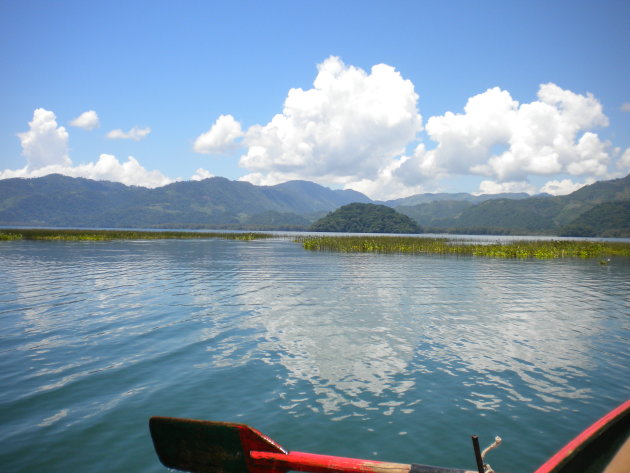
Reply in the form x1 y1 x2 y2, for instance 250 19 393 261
149 417 286 473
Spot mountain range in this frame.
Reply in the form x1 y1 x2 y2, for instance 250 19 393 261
0 173 628 236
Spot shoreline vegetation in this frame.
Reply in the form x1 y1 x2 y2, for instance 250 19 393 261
1 228 629 259
0 228 274 241
296 235 630 259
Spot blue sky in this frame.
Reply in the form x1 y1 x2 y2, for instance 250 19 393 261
1 0 629 199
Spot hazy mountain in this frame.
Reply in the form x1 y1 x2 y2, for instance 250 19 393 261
384 191 530 207
437 196 561 232
271 180 371 213
560 200 630 237
0 174 374 229
395 200 475 228
395 174 629 236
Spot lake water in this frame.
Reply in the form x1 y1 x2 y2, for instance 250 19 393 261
1 238 628 473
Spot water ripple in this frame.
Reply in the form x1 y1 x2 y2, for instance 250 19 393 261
0 240 628 473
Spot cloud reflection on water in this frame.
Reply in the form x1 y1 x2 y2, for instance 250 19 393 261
4 240 627 427
221 245 626 415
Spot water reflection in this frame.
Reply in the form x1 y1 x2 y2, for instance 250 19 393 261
4 241 629 418
409 260 602 411
221 245 629 415
216 248 415 414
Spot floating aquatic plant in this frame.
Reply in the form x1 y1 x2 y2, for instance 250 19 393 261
296 235 630 259
0 229 274 241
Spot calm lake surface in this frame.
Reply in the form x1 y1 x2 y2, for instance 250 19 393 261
1 238 628 473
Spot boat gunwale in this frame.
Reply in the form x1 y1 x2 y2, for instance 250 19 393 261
532 399 630 473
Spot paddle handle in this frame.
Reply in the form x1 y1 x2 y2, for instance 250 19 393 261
251 450 475 473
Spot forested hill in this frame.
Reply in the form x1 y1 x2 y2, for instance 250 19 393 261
310 203 421 234
394 174 630 237
0 174 370 229
0 174 537 230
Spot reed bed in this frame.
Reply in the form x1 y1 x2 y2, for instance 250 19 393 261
296 235 630 259
0 229 274 241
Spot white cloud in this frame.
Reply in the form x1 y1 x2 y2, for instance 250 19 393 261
0 154 173 188
17 108 71 170
420 83 611 183
477 177 593 197
477 180 537 195
618 148 630 171
363 82 615 199
191 168 214 181
621 103 630 112
424 87 517 175
74 154 172 187
538 178 591 196
193 114 244 154
225 57 620 200
343 157 430 200
106 126 151 141
239 56 422 188
2 108 171 188
70 110 100 130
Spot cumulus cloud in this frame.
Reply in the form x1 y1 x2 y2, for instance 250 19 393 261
106 126 151 141
238 56 422 187
341 145 434 199
538 178 591 195
2 108 171 188
618 148 630 171
383 83 615 198
70 110 100 130
193 114 244 154
476 178 589 196
72 154 171 187
17 108 71 170
424 87 517 175
477 180 537 195
621 103 630 112
191 168 214 181
207 57 620 199
0 154 172 188
420 84 610 182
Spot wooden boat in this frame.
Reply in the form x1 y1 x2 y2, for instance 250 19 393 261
149 399 630 473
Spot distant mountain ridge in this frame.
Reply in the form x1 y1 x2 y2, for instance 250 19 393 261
383 191 531 207
0 173 628 236
0 175 371 229
394 174 630 237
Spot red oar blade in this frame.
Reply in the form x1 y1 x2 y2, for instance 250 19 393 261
149 417 287 473
149 417 477 473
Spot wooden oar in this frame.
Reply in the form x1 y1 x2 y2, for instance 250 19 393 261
149 416 478 473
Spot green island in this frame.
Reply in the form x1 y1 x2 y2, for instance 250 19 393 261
296 235 630 259
0 228 274 241
309 203 421 234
